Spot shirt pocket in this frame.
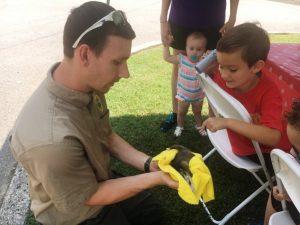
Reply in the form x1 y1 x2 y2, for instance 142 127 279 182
97 109 112 137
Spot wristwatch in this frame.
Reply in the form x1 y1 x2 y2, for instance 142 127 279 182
144 156 152 173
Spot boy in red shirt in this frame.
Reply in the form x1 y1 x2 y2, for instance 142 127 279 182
202 23 290 169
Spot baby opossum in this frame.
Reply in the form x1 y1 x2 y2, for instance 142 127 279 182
170 145 195 192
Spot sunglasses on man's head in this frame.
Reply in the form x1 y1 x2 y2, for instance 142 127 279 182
72 10 127 48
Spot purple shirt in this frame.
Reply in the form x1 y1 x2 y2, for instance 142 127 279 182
169 0 226 29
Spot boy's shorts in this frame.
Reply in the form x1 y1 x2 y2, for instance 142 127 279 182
271 188 300 224
169 22 222 51
247 153 274 176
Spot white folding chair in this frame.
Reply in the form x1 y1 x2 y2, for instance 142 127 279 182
269 149 300 225
197 72 273 225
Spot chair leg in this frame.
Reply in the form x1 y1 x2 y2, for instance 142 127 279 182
252 172 271 193
203 147 217 161
200 197 222 224
200 181 269 225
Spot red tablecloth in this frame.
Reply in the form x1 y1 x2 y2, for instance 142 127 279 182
263 43 300 111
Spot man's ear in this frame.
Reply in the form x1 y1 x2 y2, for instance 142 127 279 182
75 44 91 67
251 60 265 74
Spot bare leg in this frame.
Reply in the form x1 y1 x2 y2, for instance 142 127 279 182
160 49 185 132
191 101 204 127
263 194 277 225
177 100 190 128
192 100 207 136
171 49 185 113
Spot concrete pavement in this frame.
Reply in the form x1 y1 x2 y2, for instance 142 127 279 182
0 0 299 224
0 0 300 148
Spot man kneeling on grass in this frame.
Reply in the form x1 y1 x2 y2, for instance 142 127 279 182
9 2 177 225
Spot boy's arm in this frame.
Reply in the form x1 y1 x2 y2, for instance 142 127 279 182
202 117 281 146
163 45 179 64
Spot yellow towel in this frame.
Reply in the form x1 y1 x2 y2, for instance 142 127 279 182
153 149 214 205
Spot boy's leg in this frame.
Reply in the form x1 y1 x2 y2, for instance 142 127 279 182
263 193 279 225
263 193 299 225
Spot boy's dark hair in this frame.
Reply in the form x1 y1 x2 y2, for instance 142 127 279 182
63 1 136 58
285 99 300 131
216 22 270 67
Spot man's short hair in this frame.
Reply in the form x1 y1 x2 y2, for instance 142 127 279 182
63 1 136 58
216 22 270 67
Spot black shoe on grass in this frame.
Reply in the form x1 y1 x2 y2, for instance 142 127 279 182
160 112 177 132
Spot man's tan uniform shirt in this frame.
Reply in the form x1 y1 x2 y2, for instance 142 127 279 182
10 63 113 225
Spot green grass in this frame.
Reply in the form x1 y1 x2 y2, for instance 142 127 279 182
25 34 300 225
269 33 300 43
106 46 268 225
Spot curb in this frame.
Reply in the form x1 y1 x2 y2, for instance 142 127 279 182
0 135 30 225
0 136 18 208
0 40 162 225
0 165 29 225
132 40 161 54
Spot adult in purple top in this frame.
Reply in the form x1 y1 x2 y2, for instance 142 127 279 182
169 1 226 33
160 0 239 132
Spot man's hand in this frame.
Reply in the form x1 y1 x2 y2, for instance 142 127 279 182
150 160 160 172
202 117 229 132
158 171 178 189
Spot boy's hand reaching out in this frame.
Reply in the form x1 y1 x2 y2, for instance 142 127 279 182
202 117 229 132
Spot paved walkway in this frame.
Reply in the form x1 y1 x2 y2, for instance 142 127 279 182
0 0 299 224
0 0 300 148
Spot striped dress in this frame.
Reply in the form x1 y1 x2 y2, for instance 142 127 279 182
176 54 205 103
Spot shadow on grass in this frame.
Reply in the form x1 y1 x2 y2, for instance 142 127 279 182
26 113 268 225
111 113 268 225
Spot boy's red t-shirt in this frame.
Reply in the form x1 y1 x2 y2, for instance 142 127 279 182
213 71 291 156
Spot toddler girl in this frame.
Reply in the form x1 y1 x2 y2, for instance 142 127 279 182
163 32 207 137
